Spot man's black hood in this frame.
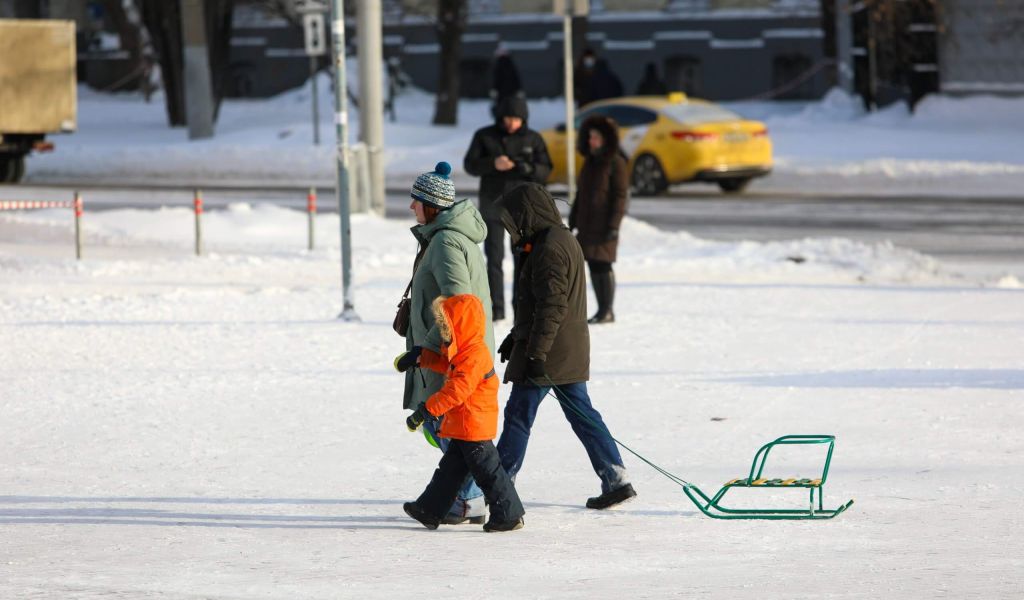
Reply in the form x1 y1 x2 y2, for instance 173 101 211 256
494 96 529 127
494 182 564 247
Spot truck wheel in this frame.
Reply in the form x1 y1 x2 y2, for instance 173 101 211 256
0 155 26 183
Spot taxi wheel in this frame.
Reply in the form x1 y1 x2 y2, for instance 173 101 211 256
631 154 667 196
718 177 751 193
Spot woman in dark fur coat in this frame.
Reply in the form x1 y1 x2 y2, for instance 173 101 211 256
569 115 629 324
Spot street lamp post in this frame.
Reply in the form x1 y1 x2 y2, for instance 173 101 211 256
329 0 359 321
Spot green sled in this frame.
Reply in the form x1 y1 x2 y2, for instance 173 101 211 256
682 435 855 520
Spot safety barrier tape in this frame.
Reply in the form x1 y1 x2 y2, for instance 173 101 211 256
0 200 74 211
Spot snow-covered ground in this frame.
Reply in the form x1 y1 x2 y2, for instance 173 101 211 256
23 74 1024 198
2 206 1023 598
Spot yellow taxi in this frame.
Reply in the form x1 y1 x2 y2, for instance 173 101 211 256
542 93 772 195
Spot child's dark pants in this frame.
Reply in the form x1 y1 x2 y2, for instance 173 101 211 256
416 439 525 524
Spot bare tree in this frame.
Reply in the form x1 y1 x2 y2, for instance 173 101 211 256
432 0 466 125
138 0 236 127
97 0 150 93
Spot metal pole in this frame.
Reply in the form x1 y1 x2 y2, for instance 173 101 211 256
331 0 359 320
357 0 385 216
307 187 317 251
311 56 321 145
73 190 82 260
563 8 577 204
193 188 203 256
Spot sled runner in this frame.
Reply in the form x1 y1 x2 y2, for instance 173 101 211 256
681 435 854 520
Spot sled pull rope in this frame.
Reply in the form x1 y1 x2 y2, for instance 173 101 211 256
529 375 693 489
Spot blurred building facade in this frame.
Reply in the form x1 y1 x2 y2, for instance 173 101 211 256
227 0 829 101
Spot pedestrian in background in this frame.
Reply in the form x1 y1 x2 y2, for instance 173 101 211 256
399 294 525 533
635 62 667 96
493 182 637 511
588 58 624 103
490 43 523 118
569 115 628 324
574 48 598 107
400 161 495 525
463 97 552 323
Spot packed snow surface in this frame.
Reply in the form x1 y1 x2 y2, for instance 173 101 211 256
2 206 1022 598
25 75 1024 197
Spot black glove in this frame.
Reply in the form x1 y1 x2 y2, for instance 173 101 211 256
606 228 619 242
526 357 546 381
406 405 429 432
497 334 515 363
394 346 422 372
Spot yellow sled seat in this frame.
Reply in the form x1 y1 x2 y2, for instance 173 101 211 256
725 478 822 487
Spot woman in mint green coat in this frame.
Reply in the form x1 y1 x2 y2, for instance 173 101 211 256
402 162 495 524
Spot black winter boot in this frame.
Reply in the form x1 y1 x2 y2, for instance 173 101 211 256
588 271 615 324
586 483 636 509
403 502 440 530
483 516 525 532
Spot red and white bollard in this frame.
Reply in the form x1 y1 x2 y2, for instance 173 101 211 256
307 187 317 251
73 190 83 260
193 189 203 256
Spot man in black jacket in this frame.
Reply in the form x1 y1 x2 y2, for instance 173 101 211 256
463 97 552 322
492 182 636 510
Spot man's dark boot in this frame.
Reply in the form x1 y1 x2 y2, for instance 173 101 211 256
586 483 636 509
588 271 615 324
483 516 524 532
403 502 440 530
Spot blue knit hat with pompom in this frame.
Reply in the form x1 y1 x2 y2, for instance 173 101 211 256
411 161 456 210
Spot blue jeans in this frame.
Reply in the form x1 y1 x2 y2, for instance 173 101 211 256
423 416 484 502
497 381 629 494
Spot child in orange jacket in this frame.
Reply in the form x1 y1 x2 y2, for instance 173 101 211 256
395 294 525 532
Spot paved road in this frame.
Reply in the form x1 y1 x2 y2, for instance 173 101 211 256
4 182 1022 275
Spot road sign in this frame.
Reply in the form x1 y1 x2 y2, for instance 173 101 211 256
295 0 328 13
552 0 589 15
303 12 326 56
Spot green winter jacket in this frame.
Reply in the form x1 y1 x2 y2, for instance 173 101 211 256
403 199 495 409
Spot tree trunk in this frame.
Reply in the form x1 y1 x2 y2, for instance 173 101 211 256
138 0 234 127
206 0 235 121
819 0 837 86
140 0 186 125
432 0 466 126
99 0 146 91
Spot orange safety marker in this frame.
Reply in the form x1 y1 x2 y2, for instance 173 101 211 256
74 191 83 260
193 189 203 256
307 187 317 250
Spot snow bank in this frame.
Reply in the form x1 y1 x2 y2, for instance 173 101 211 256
1 205 965 286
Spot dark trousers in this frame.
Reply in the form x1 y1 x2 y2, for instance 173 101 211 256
484 219 507 316
587 259 613 275
416 439 525 524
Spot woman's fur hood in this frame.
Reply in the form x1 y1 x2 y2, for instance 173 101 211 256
577 114 621 160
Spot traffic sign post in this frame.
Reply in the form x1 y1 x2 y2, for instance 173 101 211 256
301 2 328 146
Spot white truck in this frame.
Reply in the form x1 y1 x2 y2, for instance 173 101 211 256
0 19 77 183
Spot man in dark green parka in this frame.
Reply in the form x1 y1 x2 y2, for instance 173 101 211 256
493 182 636 510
